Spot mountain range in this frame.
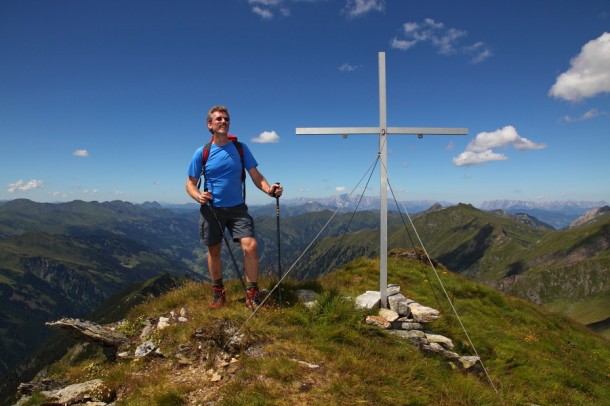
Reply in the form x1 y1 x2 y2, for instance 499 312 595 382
0 197 608 401
178 195 606 229
287 202 609 324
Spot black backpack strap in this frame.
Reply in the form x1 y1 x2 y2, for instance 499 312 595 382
197 142 213 191
232 140 246 201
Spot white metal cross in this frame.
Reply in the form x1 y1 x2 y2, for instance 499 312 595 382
296 52 468 308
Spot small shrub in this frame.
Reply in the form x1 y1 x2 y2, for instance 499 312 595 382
116 316 146 337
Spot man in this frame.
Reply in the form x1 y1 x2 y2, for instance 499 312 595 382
186 106 283 309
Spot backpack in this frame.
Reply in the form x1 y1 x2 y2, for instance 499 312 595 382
200 135 246 201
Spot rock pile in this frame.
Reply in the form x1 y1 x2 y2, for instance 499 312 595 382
356 284 481 371
17 307 246 405
17 379 115 406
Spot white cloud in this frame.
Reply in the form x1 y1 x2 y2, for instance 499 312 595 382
335 186 347 192
251 130 280 143
452 150 507 166
249 0 290 19
390 37 416 50
338 63 359 72
562 108 608 122
249 0 382 20
344 0 385 18
392 18 491 63
583 108 604 120
466 126 546 152
452 126 546 166
433 27 466 55
549 32 610 101
73 149 89 157
252 6 273 19
403 22 419 33
8 179 44 192
250 0 282 5
423 17 443 30
464 42 493 64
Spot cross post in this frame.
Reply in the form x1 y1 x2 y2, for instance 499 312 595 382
296 52 467 308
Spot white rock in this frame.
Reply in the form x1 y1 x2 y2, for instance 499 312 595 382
388 329 427 345
391 321 424 331
291 358 320 369
42 379 108 404
296 289 319 308
157 317 171 330
355 291 381 309
135 340 156 358
421 342 459 359
458 355 480 370
365 315 391 329
117 351 131 358
378 308 400 322
425 333 454 350
140 324 153 340
388 294 410 316
387 284 401 296
408 303 439 323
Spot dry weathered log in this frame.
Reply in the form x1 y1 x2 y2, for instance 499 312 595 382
46 318 129 361
17 379 64 395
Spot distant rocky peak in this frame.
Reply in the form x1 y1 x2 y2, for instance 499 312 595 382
569 206 610 228
423 203 444 213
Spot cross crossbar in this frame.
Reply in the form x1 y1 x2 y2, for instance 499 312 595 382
296 52 467 308
296 127 468 135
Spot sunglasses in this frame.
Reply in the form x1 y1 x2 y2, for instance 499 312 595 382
212 116 230 122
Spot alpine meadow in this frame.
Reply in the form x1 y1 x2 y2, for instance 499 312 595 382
1 198 609 405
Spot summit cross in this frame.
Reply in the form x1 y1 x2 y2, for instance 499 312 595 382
296 52 468 308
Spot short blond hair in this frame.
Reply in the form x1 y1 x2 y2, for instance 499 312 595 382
206 106 230 123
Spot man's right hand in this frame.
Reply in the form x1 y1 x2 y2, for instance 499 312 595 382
198 191 213 205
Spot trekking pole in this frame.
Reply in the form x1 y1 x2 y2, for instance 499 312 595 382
204 202 248 293
196 175 248 294
272 183 282 308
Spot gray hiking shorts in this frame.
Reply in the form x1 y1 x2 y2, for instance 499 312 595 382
199 204 255 246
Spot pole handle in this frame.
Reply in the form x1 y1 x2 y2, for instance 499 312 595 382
270 182 281 198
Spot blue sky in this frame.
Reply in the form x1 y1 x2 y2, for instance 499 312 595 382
1 0 609 206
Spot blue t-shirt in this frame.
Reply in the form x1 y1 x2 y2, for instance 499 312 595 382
187 140 258 207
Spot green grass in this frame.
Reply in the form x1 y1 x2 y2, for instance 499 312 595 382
25 257 610 406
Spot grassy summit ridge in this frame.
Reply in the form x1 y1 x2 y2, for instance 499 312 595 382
36 255 610 406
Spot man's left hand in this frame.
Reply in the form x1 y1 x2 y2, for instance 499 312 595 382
269 183 283 197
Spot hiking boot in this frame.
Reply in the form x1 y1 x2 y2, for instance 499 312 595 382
245 287 261 309
208 286 226 309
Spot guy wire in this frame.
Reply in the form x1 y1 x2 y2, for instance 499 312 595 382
221 140 501 400
379 157 501 398
222 154 381 350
